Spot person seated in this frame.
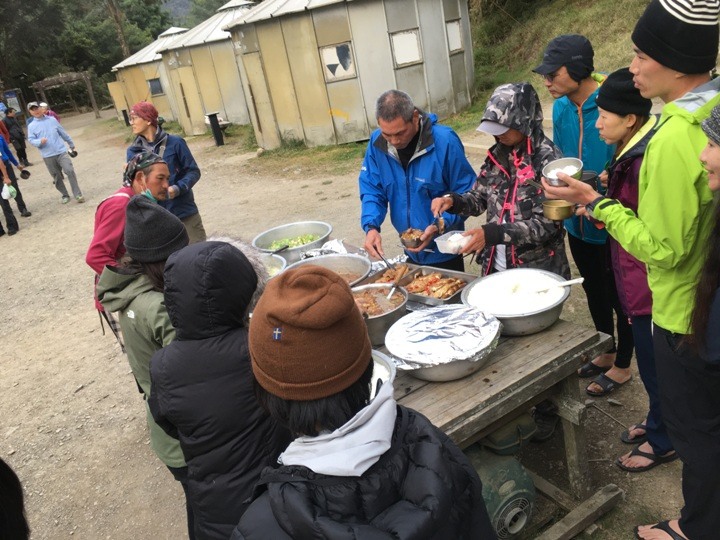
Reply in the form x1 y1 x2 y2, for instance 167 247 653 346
431 82 570 279
231 265 496 539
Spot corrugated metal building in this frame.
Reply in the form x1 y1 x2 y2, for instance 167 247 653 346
109 27 188 122
158 0 255 136
225 0 473 149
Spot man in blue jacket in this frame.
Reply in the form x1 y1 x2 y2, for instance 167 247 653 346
126 102 206 243
359 90 475 270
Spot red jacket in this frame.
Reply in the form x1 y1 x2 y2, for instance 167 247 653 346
86 187 134 310
0 121 10 143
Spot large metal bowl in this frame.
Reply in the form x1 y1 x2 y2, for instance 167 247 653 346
542 157 583 187
351 283 408 346
461 268 570 336
252 221 332 264
285 254 372 287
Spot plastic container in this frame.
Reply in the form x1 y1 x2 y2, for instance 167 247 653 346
435 230 470 254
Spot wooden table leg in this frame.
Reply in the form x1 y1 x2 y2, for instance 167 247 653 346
553 374 591 499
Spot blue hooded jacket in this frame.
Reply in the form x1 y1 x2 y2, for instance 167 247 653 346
359 112 476 265
127 128 201 220
552 73 615 244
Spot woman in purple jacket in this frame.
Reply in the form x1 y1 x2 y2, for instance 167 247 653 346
590 68 675 472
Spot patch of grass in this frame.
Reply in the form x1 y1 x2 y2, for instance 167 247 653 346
253 139 366 176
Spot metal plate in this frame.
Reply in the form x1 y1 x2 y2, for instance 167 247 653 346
399 266 479 306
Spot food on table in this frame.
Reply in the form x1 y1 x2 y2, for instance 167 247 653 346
375 264 410 283
405 272 466 299
465 271 565 316
546 165 579 179
268 234 319 251
353 288 405 317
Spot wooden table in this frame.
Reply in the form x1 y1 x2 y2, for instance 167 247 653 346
391 319 612 499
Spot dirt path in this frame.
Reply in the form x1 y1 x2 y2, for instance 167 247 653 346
0 111 681 539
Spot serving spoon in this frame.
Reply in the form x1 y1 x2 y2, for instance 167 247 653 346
530 277 584 294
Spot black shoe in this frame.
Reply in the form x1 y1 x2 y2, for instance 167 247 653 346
531 410 560 442
8 229 18 236
20 210 32 217
23 160 32 167
0 230 5 237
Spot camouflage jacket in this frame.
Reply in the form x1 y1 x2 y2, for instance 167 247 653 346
448 83 570 278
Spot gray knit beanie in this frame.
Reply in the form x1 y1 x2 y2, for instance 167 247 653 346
702 104 720 145
124 195 189 263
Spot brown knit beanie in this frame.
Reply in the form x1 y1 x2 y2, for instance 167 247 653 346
249 265 372 401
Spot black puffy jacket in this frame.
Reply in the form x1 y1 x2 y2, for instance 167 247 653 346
231 405 496 540
149 242 291 540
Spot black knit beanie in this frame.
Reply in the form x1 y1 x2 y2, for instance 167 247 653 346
597 68 653 116
702 104 720 144
632 0 720 74
124 195 189 263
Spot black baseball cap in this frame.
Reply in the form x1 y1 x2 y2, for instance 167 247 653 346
533 34 594 77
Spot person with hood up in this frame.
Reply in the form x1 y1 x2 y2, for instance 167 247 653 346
126 101 206 243
96 196 195 538
231 265 496 539
148 238 291 540
431 82 570 279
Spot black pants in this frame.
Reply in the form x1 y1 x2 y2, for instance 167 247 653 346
568 235 633 367
654 325 720 539
167 465 196 540
11 140 28 164
632 316 673 455
1 161 29 214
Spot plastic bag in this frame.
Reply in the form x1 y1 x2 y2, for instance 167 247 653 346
1 184 17 200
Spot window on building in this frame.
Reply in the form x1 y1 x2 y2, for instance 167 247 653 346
320 42 357 82
148 78 164 96
390 30 423 68
446 20 463 53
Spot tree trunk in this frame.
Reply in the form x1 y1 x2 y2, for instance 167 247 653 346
106 0 131 58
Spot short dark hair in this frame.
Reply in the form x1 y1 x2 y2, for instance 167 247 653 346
254 357 374 437
376 90 415 123
6 107 15 114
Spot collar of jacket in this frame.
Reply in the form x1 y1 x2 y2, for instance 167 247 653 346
131 127 169 153
373 109 435 162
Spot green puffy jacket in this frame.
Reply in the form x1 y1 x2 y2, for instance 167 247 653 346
97 267 185 468
595 81 720 334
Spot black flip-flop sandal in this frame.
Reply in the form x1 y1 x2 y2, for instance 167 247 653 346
578 360 611 379
617 446 678 473
634 520 687 539
586 372 631 397
621 422 648 445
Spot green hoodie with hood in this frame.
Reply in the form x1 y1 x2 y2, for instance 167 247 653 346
97 266 185 468
595 78 720 334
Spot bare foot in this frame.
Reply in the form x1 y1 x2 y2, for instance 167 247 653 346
586 366 631 394
636 519 687 539
618 442 675 470
625 420 648 442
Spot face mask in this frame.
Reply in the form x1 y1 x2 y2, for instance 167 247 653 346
142 189 157 203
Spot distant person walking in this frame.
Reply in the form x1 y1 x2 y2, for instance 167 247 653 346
3 108 31 166
127 101 206 243
39 102 60 123
26 101 84 204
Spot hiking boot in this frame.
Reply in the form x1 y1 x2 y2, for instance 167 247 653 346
61 196 70 204
76 195 85 203
8 229 18 236
20 210 32 217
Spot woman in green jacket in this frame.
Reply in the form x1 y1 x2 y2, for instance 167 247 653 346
97 195 192 537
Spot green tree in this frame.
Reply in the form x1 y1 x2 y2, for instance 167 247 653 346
185 0 226 27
